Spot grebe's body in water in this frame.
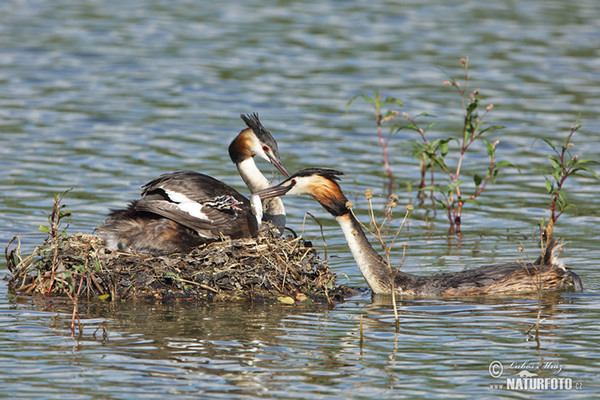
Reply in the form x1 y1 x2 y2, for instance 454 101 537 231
257 168 583 296
97 114 289 254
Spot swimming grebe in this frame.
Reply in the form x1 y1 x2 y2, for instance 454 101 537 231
257 168 583 296
97 114 290 253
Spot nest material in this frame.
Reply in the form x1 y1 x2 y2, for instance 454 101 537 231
5 232 347 304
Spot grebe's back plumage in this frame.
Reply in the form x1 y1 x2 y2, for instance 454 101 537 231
257 168 583 296
97 114 289 253
135 171 259 238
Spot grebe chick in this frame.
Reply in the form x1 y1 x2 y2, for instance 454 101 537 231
257 168 583 296
97 114 290 254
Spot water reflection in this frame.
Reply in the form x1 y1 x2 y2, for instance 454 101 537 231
2 0 600 397
1 289 596 398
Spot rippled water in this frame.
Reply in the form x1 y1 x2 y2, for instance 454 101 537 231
1 0 599 398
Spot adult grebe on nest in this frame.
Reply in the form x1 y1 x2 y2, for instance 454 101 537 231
97 114 290 254
257 168 583 296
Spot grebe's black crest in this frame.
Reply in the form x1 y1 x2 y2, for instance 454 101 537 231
289 168 344 181
240 113 271 141
240 113 282 158
227 113 286 171
257 168 349 217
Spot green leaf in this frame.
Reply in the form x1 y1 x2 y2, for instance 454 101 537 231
38 225 50 234
419 185 440 192
545 178 553 194
462 198 481 207
439 141 449 157
466 98 480 116
411 141 427 158
573 166 600 180
494 160 516 170
425 121 440 131
346 93 374 113
448 180 465 191
58 210 71 219
484 140 495 157
551 171 561 183
383 97 403 107
404 123 420 132
473 173 482 189
431 154 448 170
479 125 504 135
434 198 447 209
574 158 597 165
541 138 558 153
548 155 561 168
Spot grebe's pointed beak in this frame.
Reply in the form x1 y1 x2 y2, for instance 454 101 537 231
266 153 291 178
254 181 294 200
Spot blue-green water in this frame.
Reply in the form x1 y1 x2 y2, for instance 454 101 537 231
1 0 599 398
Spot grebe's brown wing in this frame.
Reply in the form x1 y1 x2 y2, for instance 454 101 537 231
97 206 204 253
140 171 248 204
134 171 258 240
411 239 581 296
417 261 580 296
134 197 258 240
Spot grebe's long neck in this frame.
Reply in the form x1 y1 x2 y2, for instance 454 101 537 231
335 212 396 294
236 158 286 228
335 212 424 295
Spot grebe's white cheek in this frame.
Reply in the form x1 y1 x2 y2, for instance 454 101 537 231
286 185 305 196
254 148 269 164
250 194 263 230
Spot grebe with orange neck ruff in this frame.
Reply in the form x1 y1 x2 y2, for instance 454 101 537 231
257 168 583 296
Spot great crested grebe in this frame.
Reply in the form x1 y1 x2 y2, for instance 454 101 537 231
257 168 583 296
97 114 290 254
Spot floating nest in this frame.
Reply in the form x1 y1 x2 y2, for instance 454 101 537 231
5 230 348 305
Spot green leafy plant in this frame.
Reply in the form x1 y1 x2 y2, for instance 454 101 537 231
38 189 72 295
539 115 599 240
346 90 404 197
401 57 511 235
38 189 72 242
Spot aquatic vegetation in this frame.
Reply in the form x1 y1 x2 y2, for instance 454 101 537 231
403 57 512 235
346 90 403 197
349 58 511 235
538 115 600 241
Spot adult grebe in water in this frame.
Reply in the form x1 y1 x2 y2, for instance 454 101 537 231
257 168 583 296
97 114 290 254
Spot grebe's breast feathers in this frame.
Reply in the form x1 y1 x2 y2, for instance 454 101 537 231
136 170 257 240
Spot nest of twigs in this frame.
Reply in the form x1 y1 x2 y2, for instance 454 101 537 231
5 231 348 305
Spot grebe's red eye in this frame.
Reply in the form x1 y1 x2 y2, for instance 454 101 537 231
262 146 269 152
291 179 296 185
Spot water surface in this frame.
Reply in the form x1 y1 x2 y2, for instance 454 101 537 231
1 0 599 398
